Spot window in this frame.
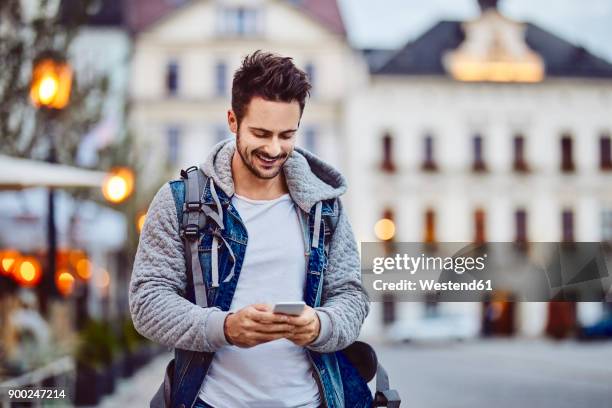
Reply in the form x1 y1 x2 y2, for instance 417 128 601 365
381 133 395 172
217 7 260 36
562 209 574 243
382 293 396 325
423 209 436 244
166 60 179 96
600 133 612 170
513 134 528 172
305 63 315 94
303 127 317 154
424 292 440 317
601 210 612 243
215 61 227 97
474 208 486 244
515 209 527 244
166 126 181 166
561 134 574 172
472 134 486 172
422 134 437 171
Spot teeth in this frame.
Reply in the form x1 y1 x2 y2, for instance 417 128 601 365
259 155 275 163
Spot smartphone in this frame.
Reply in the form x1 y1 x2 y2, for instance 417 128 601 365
273 301 306 316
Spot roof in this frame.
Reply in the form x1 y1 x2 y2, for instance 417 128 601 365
123 0 345 35
123 0 187 33
362 48 396 72
289 0 346 36
370 20 612 79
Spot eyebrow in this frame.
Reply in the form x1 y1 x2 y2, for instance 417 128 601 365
249 126 298 134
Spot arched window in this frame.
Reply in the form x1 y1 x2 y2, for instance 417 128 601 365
600 132 612 170
560 133 575 172
472 133 487 172
380 132 396 172
422 134 437 171
474 208 486 244
513 133 528 172
423 208 436 244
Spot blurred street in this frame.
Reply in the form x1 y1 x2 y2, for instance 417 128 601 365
94 339 612 408
97 352 172 408
373 338 612 408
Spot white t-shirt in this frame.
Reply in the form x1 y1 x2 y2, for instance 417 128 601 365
198 193 321 408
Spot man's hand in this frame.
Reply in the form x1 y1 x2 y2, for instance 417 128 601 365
283 305 321 346
224 303 295 348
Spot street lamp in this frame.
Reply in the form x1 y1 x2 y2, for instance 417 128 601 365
0 249 21 276
30 51 73 315
13 256 43 287
136 210 147 234
102 166 135 204
374 218 396 241
30 54 73 110
0 249 21 295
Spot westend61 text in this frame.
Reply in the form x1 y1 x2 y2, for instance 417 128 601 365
373 279 493 292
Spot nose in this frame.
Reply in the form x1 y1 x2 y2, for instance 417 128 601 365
265 137 282 158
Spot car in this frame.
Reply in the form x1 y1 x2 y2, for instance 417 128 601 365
386 313 480 343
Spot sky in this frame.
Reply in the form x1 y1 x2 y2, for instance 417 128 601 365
337 0 612 63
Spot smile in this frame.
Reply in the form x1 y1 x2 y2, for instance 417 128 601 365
256 154 278 165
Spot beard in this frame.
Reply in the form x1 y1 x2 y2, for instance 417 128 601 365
236 130 291 180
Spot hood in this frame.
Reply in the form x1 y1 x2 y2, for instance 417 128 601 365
199 138 347 213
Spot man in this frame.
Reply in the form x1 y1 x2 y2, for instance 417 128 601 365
130 51 371 408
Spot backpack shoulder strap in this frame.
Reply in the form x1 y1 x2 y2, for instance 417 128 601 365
179 166 208 308
321 198 341 254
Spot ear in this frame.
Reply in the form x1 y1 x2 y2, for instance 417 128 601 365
227 110 238 134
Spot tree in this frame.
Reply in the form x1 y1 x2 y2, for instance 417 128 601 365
0 0 115 167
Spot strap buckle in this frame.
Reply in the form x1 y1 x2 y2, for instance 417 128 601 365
181 223 199 239
184 201 202 212
180 165 199 179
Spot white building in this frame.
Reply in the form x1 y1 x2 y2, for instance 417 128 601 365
124 0 612 340
346 0 612 339
128 0 361 195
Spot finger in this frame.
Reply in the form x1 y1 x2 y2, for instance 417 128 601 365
290 322 317 335
286 333 312 344
251 303 271 312
250 331 291 343
286 316 312 327
250 323 295 333
251 311 289 324
291 326 315 335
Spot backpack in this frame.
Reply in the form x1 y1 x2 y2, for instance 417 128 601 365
151 166 401 408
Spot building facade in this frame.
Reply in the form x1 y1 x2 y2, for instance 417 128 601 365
128 0 362 195
347 1 612 339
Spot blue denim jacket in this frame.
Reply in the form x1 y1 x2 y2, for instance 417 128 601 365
167 176 372 408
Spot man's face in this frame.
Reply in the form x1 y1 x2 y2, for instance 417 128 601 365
228 96 301 179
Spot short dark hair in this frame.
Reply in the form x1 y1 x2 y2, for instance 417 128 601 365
231 50 311 126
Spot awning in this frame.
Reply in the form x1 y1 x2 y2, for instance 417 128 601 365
0 155 107 189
